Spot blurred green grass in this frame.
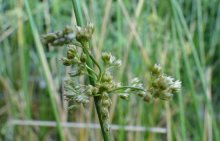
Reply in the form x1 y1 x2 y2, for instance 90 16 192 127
0 0 220 141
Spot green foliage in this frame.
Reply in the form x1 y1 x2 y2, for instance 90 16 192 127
0 0 220 141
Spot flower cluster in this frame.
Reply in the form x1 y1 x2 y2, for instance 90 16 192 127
43 22 181 132
42 22 94 46
75 22 94 41
42 26 75 46
61 45 88 76
148 64 181 100
101 52 122 67
64 78 99 109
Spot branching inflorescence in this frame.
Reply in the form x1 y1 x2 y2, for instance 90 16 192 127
43 23 181 132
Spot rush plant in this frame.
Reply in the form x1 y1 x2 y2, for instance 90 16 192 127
42 1 181 141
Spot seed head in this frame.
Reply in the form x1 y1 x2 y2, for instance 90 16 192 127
170 80 181 93
136 91 146 97
147 64 182 101
101 52 111 65
119 93 129 100
80 53 87 63
143 93 152 102
75 22 95 41
113 60 122 67
151 64 162 76
61 57 72 66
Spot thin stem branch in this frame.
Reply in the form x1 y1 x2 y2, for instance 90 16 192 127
108 86 146 93
83 46 102 77
85 65 99 78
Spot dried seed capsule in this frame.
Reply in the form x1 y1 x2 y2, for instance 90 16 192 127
85 85 93 96
101 52 111 64
103 122 110 132
63 26 73 34
67 50 75 59
102 72 112 82
137 91 146 97
87 22 95 34
170 80 181 93
143 94 152 103
61 57 72 66
75 23 95 41
157 76 169 90
97 82 110 93
159 93 173 100
151 64 162 76
92 87 98 95
42 33 57 43
80 53 87 63
113 59 122 67
78 64 86 75
100 92 111 132
101 99 111 107
101 107 109 118
119 93 129 100
101 97 111 107
72 58 81 64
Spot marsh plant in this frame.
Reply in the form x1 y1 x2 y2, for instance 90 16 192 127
43 23 181 140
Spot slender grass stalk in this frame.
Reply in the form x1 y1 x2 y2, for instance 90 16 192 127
207 4 220 61
18 0 32 139
171 0 219 140
18 0 30 118
171 20 187 141
119 101 126 141
165 102 172 141
171 4 203 137
24 0 65 141
71 0 110 140
117 1 126 140
196 0 205 67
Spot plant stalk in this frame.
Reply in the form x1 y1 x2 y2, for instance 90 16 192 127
72 0 110 140
24 0 65 140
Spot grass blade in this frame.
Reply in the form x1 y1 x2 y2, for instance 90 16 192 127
24 0 65 140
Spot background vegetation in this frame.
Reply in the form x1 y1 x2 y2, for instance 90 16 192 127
0 0 220 140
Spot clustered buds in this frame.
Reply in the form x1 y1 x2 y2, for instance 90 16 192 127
101 52 122 67
42 23 94 45
148 64 181 100
42 26 75 46
60 44 88 77
75 22 95 41
64 78 90 105
100 92 111 131
43 22 181 133
67 45 77 59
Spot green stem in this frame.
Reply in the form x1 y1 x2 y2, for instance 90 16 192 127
81 41 110 141
108 86 146 93
18 0 31 118
24 0 65 140
83 47 102 77
85 65 99 78
71 0 110 140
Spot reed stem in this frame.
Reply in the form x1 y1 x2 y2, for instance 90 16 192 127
71 0 110 140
